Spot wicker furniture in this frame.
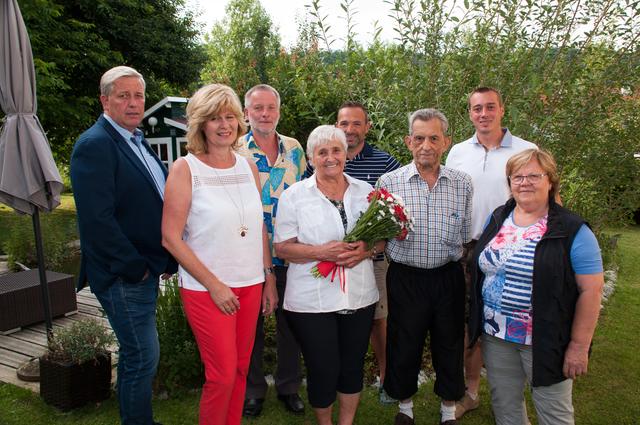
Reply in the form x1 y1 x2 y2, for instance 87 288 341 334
0 269 77 334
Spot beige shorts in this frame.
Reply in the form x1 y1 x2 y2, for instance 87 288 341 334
373 260 389 320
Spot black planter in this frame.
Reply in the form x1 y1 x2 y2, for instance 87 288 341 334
40 353 111 411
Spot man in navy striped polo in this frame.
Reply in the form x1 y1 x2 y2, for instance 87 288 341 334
305 101 401 404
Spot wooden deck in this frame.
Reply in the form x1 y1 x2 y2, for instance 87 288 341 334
0 286 116 392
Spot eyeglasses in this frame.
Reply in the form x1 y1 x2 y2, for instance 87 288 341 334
509 173 547 185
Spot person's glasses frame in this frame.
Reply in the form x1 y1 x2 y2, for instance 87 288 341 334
509 173 547 185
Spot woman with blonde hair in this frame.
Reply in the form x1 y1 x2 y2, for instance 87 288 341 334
162 83 277 425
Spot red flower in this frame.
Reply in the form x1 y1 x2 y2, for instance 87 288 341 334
378 187 391 199
393 204 407 222
397 227 409 240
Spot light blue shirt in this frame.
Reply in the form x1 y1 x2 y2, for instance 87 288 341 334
103 114 166 198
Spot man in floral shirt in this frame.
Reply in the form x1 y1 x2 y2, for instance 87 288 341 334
238 84 307 418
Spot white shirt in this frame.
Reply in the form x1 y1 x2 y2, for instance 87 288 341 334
446 129 537 239
274 173 379 312
178 153 264 291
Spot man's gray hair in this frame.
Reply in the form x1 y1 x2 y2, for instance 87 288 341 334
244 84 281 108
100 66 145 96
306 125 347 160
408 108 449 134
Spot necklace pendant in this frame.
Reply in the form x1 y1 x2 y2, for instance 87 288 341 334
239 225 248 237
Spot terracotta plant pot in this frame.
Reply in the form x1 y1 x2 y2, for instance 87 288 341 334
39 353 111 411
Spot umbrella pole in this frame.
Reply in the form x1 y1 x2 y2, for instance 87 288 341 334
32 208 53 338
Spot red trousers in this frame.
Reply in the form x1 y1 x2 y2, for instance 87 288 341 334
180 284 262 425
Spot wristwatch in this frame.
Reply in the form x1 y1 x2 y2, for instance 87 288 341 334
264 266 274 275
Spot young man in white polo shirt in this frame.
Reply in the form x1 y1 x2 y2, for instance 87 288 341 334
445 87 536 419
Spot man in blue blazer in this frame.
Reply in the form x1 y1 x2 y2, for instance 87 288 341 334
71 66 176 425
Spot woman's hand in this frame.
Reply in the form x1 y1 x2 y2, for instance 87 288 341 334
336 240 370 268
320 240 353 262
563 340 590 379
262 274 278 315
209 283 241 315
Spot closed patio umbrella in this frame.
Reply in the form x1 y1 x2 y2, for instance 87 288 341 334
0 0 64 334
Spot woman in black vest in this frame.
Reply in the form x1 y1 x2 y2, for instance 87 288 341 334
468 149 604 425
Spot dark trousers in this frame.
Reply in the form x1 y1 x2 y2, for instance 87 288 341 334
286 304 376 408
384 261 466 402
94 275 159 425
245 266 302 399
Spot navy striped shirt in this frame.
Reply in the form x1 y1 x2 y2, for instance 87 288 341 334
304 142 401 186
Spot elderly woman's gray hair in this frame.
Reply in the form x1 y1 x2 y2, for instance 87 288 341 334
100 66 145 96
408 108 449 134
306 125 348 160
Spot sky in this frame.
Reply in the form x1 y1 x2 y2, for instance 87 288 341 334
186 0 398 48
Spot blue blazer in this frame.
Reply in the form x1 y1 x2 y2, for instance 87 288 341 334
70 115 177 293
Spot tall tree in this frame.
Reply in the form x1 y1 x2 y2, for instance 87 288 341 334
17 0 206 165
201 0 281 95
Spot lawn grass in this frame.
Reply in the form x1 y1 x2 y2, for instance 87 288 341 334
0 194 78 255
1 226 638 424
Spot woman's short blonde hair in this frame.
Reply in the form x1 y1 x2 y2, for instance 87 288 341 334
506 148 560 201
185 84 247 154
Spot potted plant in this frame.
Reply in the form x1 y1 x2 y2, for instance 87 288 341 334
40 318 115 411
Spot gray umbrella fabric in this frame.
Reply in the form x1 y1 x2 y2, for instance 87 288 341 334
0 0 63 214
0 0 65 336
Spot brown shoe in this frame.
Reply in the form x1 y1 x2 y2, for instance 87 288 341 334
394 412 415 425
454 393 480 419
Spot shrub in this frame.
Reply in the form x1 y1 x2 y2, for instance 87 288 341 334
203 0 640 231
45 318 115 364
155 275 203 394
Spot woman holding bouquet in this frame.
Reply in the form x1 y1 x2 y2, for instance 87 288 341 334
274 125 385 425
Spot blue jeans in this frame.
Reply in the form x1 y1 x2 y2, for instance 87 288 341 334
94 275 159 425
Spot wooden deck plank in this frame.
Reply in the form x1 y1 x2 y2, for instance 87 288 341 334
0 347 32 368
77 303 105 317
9 329 48 347
0 335 46 358
0 364 39 392
75 296 102 308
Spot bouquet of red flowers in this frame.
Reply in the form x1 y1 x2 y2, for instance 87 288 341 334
311 188 414 291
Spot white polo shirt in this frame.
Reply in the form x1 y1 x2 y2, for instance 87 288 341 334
274 173 379 313
445 129 537 240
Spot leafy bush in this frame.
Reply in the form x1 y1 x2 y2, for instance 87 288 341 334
155 275 203 394
203 0 640 231
45 318 115 364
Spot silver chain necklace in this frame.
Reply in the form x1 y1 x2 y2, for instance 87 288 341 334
212 156 248 237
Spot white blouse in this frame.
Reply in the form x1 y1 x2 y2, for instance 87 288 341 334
178 153 264 291
274 173 379 312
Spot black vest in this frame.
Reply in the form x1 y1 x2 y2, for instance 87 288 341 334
468 198 586 386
